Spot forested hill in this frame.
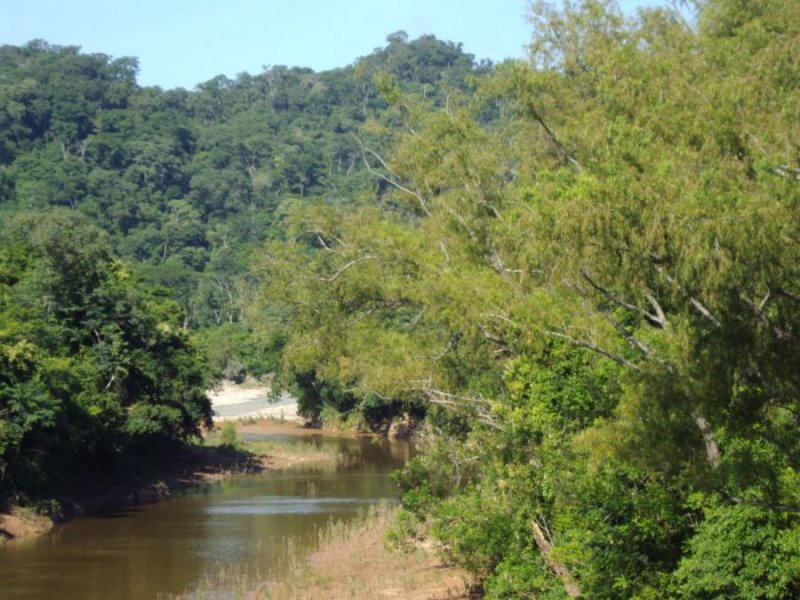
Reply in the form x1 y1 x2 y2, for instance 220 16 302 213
0 33 485 335
0 33 485 505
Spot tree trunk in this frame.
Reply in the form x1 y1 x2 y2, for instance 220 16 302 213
532 520 582 598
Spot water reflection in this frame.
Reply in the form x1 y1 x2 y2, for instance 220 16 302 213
205 496 381 515
0 434 411 600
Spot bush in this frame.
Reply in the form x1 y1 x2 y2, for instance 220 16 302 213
219 422 238 447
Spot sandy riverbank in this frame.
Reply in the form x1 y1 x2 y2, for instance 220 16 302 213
208 380 302 421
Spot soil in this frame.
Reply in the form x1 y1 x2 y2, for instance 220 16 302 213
0 510 53 542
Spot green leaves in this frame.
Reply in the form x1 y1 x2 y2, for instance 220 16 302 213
673 503 800 599
0 210 211 500
254 1 800 596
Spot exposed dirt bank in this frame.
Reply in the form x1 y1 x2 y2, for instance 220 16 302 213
0 510 53 542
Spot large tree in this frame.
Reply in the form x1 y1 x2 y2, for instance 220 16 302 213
254 1 800 595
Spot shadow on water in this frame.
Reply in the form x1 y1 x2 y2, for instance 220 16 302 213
93 507 143 519
172 444 268 478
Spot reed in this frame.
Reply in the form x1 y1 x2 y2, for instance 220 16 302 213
262 504 471 600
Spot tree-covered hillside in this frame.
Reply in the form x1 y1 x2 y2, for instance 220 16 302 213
0 34 483 333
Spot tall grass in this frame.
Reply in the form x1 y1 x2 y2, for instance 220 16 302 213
165 504 394 600
165 501 468 600
263 503 470 600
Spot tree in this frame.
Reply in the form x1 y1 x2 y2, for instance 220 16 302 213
254 0 800 595
0 210 211 502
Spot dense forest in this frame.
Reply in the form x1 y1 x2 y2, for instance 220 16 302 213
2 0 800 597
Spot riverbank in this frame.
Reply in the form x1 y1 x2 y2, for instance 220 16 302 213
0 509 53 543
260 505 475 600
209 379 300 421
232 417 360 438
0 419 346 546
3 419 464 598
183 504 476 600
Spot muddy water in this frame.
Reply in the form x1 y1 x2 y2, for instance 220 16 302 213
0 434 412 599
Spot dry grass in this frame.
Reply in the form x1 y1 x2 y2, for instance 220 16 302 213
234 418 363 439
240 438 336 469
204 424 341 471
172 505 472 599
261 505 473 600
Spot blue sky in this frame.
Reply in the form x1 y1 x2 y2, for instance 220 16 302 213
2 0 662 90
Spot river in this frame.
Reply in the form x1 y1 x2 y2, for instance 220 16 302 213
0 433 412 599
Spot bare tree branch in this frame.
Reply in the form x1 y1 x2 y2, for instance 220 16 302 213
408 306 426 326
689 298 722 327
693 412 721 468
420 388 502 430
490 249 525 278
478 324 510 349
482 312 519 327
656 266 722 327
742 294 797 342
527 103 583 172
773 164 800 181
319 255 377 282
546 329 640 370
776 287 800 303
602 313 651 356
352 134 432 216
438 241 451 265
532 518 583 598
580 270 665 328
644 291 668 328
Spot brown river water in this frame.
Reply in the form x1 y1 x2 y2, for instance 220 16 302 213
0 434 412 599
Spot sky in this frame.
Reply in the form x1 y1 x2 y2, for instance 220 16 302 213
2 0 662 90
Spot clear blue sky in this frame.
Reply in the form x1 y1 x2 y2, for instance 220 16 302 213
2 0 662 90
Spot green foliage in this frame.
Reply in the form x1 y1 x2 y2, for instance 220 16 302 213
0 210 211 502
254 0 800 596
196 322 283 381
4 4 800 594
672 503 800 599
219 421 238 447
432 489 516 577
0 34 484 382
